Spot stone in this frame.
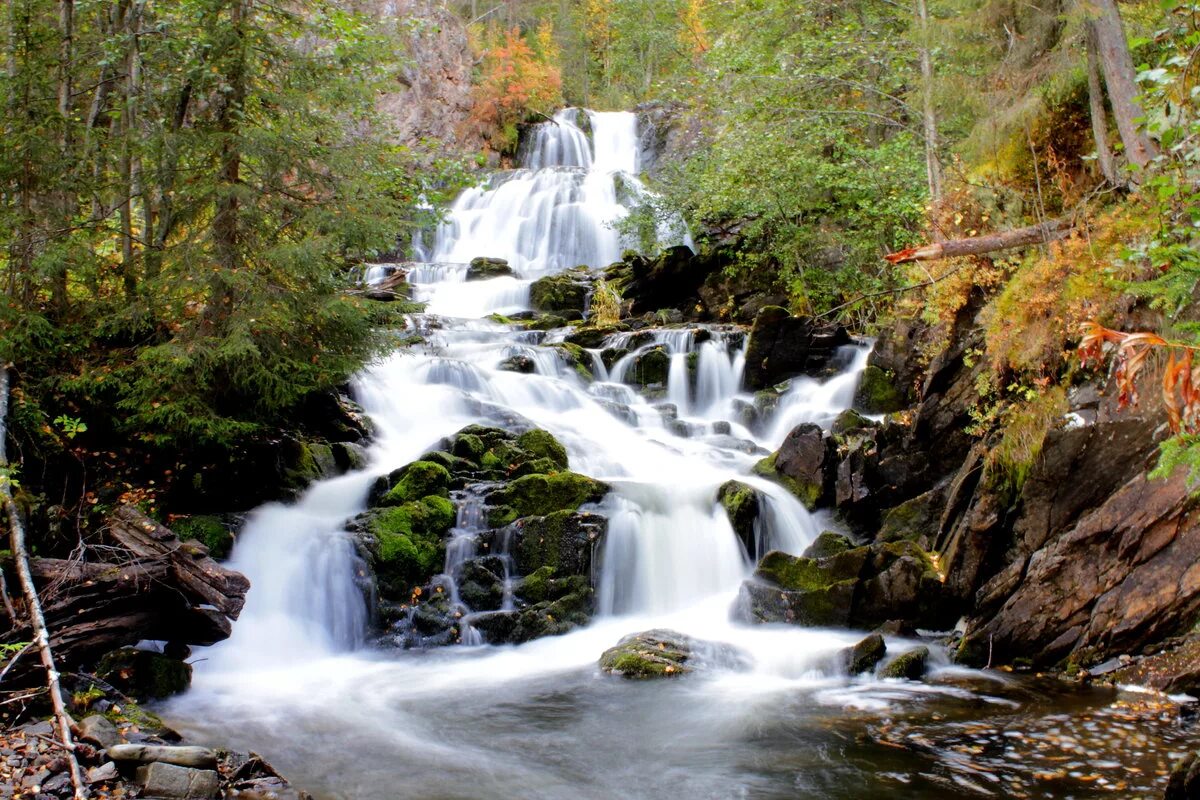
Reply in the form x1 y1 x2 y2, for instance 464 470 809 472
600 629 695 678
881 646 929 680
832 408 874 435
493 511 607 576
1167 751 1200 800
841 633 887 675
95 648 192 700
77 715 120 750
752 423 832 510
134 762 220 799
498 354 536 373
853 364 908 414
529 268 593 314
742 307 853 389
379 460 452 506
803 531 852 560
109 744 218 769
485 472 609 527
624 347 670 387
466 257 513 280
87 761 120 784
716 481 761 559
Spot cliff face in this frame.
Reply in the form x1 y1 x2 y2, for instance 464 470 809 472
367 0 484 155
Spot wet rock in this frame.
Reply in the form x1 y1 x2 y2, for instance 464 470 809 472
881 646 929 680
803 531 852 560
498 354 536 373
96 648 192 700
716 480 761 559
1167 751 1200 799
530 268 593 314
603 246 721 318
832 408 874 435
485 472 609 527
853 364 908 414
466 257 513 280
353 495 455 595
455 556 506 611
624 346 670 387
753 423 834 510
599 629 695 678
841 633 887 675
109 744 218 769
134 762 220 799
742 307 853 390
487 511 607 575
877 483 947 546
77 715 120 750
473 577 593 644
379 460 452 506
565 325 621 349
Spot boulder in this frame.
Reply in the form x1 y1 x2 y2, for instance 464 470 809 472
716 481 761 559
530 268 593 314
498 354 536 373
841 633 887 675
881 646 930 680
853 364 908 414
134 762 220 799
602 246 721 317
78 715 121 750
753 423 834 510
95 648 192 700
803 531 852 560
487 511 607 576
742 307 853 390
466 256 513 280
623 346 670 387
485 472 609 527
599 629 694 678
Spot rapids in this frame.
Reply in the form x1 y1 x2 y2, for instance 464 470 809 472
164 110 1189 799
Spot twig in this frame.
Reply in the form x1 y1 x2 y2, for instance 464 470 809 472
0 689 45 706
1 366 89 800
0 642 33 684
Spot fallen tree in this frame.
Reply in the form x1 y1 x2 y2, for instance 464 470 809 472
884 217 1074 264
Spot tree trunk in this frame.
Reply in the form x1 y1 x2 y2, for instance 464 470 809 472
1085 21 1120 185
209 0 247 329
916 0 942 203
1085 0 1157 171
884 217 1074 263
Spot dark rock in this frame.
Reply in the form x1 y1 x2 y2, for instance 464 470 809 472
877 484 947 546
603 246 721 318
134 762 220 799
95 649 192 700
455 557 506 611
841 633 887 675
881 646 929 680
485 472 609 527
803 531 852 560
487 511 607 576
624 347 670 387
498 354 536 373
530 268 593 314
77 715 120 750
832 408 875 435
1167 751 1200 800
854 364 908 414
466 257 513 280
743 307 853 390
753 423 833 510
716 481 762 558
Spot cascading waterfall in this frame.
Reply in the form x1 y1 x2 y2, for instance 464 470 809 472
164 109 974 800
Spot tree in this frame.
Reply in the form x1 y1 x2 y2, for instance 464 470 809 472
1083 0 1158 172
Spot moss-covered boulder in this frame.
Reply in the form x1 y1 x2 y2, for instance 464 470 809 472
832 409 874 435
565 325 621 349
881 646 930 680
472 574 594 645
530 268 592 314
516 429 569 470
358 495 456 594
172 515 234 560
716 481 761 558
803 531 853 560
752 423 833 511
485 472 609 527
435 425 575 483
624 346 670 387
876 485 946 546
380 461 452 506
854 364 908 414
599 630 695 678
739 549 861 627
495 510 607 575
549 342 594 380
95 648 192 700
466 257 513 281
840 633 887 675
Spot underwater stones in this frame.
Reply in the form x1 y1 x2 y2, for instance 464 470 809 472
530 268 593 314
840 633 887 675
743 307 853 390
853 364 908 414
485 472 609 527
753 423 833 511
466 256 513 280
95 648 193 700
716 480 761 558
599 630 695 678
880 646 930 680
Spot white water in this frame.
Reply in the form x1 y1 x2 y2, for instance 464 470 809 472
166 110 972 800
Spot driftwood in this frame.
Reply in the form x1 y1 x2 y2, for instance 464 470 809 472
2 505 249 686
884 217 1073 264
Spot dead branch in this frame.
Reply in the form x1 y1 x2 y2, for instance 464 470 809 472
884 217 1075 264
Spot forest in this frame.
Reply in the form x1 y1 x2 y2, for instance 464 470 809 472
3 1 1200 799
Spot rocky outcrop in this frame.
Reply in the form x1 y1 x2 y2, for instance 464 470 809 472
603 246 724 318
598 629 746 679
466 257 513 280
840 633 887 674
530 268 594 317
752 423 834 510
742 307 853 390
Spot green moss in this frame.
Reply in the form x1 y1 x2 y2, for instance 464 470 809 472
598 632 693 678
881 646 929 680
487 472 609 527
854 364 907 414
516 429 569 470
752 452 821 510
382 461 451 506
531 314 568 331
530 270 591 313
95 648 191 700
368 496 455 588
805 531 852 559
452 433 486 461
418 450 475 474
515 565 557 604
627 347 670 387
172 515 233 560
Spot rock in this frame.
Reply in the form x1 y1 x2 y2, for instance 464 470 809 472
877 484 947 546
171 515 234 561
492 511 607 576
832 408 875 435
95 648 192 700
716 481 761 558
623 346 670 387
803 531 852 560
134 762 220 799
485 472 609 527
1167 751 1200 800
77 715 120 749
841 633 887 675
530 268 593 314
853 364 908 414
752 423 833 510
379 460 452 506
498 354 536 373
472 577 594 644
603 246 722 318
742 307 853 390
466 257 513 280
355 495 455 594
516 429 569 470
455 557 506 611
599 629 695 678
881 646 929 680
109 744 218 769
86 762 119 784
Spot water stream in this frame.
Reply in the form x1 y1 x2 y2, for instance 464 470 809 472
165 110 1194 799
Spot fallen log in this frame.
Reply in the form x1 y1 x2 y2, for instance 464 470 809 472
884 217 1074 264
2 506 249 686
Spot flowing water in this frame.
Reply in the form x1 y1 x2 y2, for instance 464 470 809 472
165 110 1195 799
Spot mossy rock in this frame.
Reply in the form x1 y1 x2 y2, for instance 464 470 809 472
841 633 887 675
504 510 606 575
752 451 822 511
513 566 590 605
530 270 592 314
716 480 760 557
473 582 594 644
452 432 487 461
516 429 569 470
832 409 874 435
881 646 930 680
95 648 192 700
486 473 609 527
565 325 621 349
550 342 594 380
365 495 456 591
381 461 452 506
802 531 852 560
854 364 907 414
625 347 670 387
877 487 945 545
530 314 568 331
172 515 234 560
467 257 513 280
599 630 694 679
418 450 476 475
